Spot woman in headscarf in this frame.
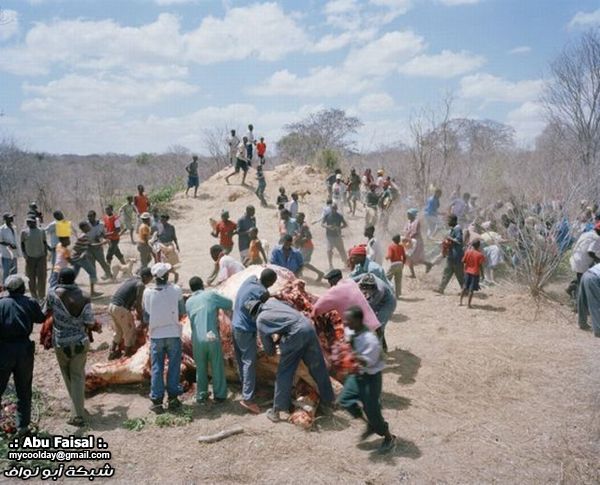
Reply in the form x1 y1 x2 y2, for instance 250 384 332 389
44 267 100 426
403 208 432 278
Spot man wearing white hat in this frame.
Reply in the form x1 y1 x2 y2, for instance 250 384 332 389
142 262 186 413
331 174 346 215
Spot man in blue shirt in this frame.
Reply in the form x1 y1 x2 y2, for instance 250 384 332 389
246 297 335 423
236 205 256 261
424 188 442 239
270 235 304 275
231 268 277 414
435 215 465 294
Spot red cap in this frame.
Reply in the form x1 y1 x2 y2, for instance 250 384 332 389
595 221 600 231
350 245 367 257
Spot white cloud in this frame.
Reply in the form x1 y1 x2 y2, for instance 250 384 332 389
438 0 480 5
358 93 395 112
184 3 308 63
506 101 546 144
568 9 600 29
0 9 19 41
0 4 308 76
459 73 544 103
398 50 485 78
508 46 531 55
21 74 198 121
252 30 425 97
312 28 378 52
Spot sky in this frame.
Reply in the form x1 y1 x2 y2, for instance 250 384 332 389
0 0 598 155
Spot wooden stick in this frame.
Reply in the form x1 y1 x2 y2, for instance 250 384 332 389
197 426 244 444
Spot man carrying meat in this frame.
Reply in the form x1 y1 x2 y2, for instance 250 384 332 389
312 269 380 333
246 297 335 423
232 268 277 414
338 306 396 454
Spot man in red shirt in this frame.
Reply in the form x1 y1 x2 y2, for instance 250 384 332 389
385 234 406 299
134 185 150 217
211 211 237 255
256 137 266 165
103 205 126 268
460 239 485 308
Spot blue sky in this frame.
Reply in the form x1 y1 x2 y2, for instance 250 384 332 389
0 0 598 155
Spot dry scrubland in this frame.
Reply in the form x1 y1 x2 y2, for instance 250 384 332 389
9 164 600 484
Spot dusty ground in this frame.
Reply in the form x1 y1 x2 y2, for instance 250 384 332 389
13 164 600 483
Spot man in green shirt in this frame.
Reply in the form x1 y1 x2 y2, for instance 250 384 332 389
185 276 233 403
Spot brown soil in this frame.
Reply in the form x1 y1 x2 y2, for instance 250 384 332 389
26 164 600 484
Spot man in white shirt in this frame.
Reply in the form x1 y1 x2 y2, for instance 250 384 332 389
246 124 255 163
142 262 186 413
568 223 600 297
225 136 250 186
286 193 299 219
0 213 19 284
227 129 240 166
364 225 383 265
208 245 244 286
331 174 346 214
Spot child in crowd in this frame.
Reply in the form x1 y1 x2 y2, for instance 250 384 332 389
338 306 396 454
276 187 288 210
256 137 267 165
385 234 406 299
460 239 486 308
244 228 268 266
255 165 267 207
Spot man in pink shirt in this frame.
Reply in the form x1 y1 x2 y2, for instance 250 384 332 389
312 269 380 331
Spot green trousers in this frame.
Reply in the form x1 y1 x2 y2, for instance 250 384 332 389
439 259 464 293
338 372 389 437
55 342 89 419
193 340 227 401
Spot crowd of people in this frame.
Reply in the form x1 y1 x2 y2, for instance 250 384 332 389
0 126 597 456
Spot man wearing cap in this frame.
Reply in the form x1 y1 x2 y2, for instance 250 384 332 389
322 204 348 270
349 245 390 288
270 235 304 276
0 213 19 284
247 297 335 423
142 262 186 413
358 273 396 352
207 245 244 286
21 217 49 300
108 267 153 360
313 269 380 332
232 268 277 414
0 275 45 436
185 276 233 403
137 212 153 271
211 211 237 255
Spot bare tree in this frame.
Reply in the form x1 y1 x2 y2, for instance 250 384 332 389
543 29 600 174
202 127 229 172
